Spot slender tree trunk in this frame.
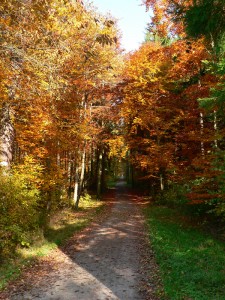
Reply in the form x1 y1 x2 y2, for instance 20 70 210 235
74 162 79 209
101 149 107 192
45 158 53 212
57 141 61 167
73 143 86 209
214 110 218 148
0 103 14 168
90 149 94 187
126 152 130 183
127 162 133 186
80 144 86 193
97 149 103 199
67 152 73 199
73 91 88 208
160 173 164 191
200 112 205 156
87 144 93 187
198 79 205 156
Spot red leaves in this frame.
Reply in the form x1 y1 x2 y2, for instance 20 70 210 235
187 192 217 204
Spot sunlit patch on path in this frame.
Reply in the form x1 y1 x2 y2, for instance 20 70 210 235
2 182 148 300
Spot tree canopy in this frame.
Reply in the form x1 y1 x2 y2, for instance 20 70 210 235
1 0 225 257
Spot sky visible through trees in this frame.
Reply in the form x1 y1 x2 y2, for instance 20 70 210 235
90 0 151 52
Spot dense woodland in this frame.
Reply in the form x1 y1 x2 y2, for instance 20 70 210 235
1 0 225 258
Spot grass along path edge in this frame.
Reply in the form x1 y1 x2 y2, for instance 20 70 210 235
0 194 112 291
144 205 225 300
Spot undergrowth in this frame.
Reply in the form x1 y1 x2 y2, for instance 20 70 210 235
0 196 105 290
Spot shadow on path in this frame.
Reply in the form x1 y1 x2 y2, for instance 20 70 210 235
4 181 148 300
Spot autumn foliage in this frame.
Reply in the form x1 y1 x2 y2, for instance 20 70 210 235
1 0 225 257
0 0 122 256
120 0 225 216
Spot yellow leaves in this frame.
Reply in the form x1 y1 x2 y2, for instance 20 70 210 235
123 43 166 90
0 16 11 26
0 0 123 199
40 79 49 90
133 117 143 126
107 136 128 159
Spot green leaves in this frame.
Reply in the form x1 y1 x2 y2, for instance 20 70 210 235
184 0 225 49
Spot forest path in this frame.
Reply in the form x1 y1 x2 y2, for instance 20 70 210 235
1 181 156 300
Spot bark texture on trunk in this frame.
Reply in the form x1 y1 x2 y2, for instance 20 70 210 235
0 103 14 168
97 150 103 199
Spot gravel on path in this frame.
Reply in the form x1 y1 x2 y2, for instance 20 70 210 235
1 181 159 300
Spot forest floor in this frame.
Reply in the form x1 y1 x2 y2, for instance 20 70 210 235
0 181 160 300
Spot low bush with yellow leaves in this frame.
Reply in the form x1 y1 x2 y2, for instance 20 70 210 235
0 156 43 258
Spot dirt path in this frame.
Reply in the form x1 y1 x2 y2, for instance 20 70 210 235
1 182 158 300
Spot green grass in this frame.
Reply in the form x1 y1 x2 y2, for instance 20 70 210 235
0 197 105 290
144 205 225 300
106 180 117 188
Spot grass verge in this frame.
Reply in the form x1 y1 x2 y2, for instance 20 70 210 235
0 197 105 290
144 205 225 300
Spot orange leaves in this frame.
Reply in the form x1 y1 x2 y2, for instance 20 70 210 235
187 192 216 204
144 0 192 37
106 136 128 159
168 39 208 82
120 24 218 189
0 1 123 198
124 43 162 80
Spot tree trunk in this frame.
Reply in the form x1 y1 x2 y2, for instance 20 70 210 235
0 103 14 169
67 152 73 199
73 163 79 209
57 141 61 167
97 149 103 199
73 144 86 209
160 173 164 191
214 110 218 148
80 144 86 193
200 112 205 156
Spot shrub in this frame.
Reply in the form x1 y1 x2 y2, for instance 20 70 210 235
155 183 189 208
0 156 42 258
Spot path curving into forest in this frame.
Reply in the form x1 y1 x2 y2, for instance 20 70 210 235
1 182 158 300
